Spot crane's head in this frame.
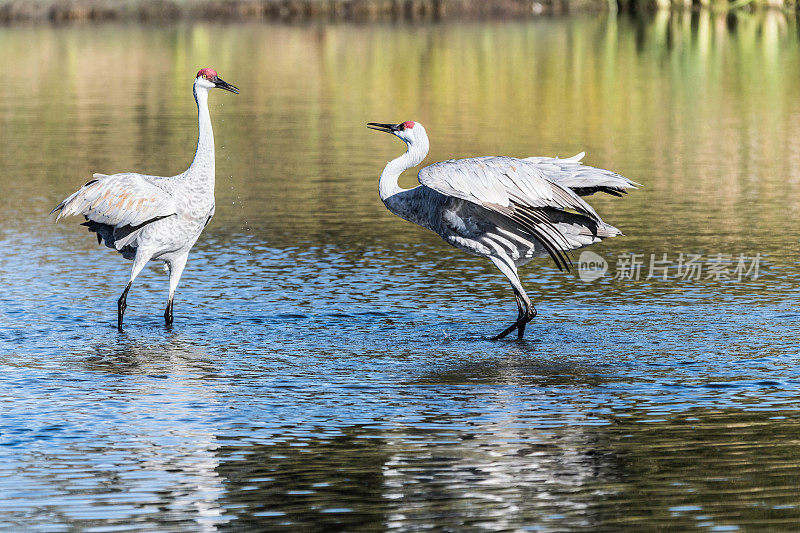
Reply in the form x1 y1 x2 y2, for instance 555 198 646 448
367 121 427 146
194 68 239 94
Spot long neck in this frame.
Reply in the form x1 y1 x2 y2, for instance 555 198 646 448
379 137 429 201
188 85 214 177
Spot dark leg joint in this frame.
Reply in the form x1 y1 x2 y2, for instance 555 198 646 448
516 304 537 339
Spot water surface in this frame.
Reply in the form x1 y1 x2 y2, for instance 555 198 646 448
2 13 800 530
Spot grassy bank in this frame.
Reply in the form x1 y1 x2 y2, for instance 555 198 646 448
0 0 605 23
0 0 796 23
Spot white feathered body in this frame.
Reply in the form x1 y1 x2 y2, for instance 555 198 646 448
52 84 217 267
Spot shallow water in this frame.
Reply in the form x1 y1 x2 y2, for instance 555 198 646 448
2 12 800 531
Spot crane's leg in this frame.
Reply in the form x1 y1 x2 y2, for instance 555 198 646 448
489 256 536 340
118 283 132 331
514 291 537 339
164 253 188 328
118 249 152 332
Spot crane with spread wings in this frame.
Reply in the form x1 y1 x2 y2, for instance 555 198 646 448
368 120 637 340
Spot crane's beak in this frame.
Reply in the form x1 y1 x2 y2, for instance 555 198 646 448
214 77 240 94
367 122 401 134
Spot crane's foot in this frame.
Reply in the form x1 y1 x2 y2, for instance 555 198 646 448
117 282 132 332
490 306 536 341
164 299 174 328
491 318 526 340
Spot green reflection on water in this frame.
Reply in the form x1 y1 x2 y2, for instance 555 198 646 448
2 12 799 247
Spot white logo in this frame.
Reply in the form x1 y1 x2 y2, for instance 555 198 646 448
578 251 607 282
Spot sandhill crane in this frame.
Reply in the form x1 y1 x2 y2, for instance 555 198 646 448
367 121 637 340
52 68 239 331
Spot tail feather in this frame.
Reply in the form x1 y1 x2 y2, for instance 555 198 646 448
524 152 640 197
596 222 622 238
81 219 137 260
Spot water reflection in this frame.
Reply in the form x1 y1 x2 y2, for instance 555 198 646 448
2 12 800 531
210 409 800 530
0 335 231 530
217 434 391 529
79 333 218 373
596 411 800 529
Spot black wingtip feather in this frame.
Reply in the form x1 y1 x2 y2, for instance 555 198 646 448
571 186 626 197
518 204 601 274
509 204 576 272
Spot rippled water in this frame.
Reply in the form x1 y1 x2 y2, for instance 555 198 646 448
2 12 800 530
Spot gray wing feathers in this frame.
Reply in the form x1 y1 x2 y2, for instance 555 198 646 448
421 156 628 271
419 156 600 219
51 173 177 249
52 173 176 225
524 152 639 197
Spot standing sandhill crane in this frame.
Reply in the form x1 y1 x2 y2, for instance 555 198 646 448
367 121 637 340
51 68 239 331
